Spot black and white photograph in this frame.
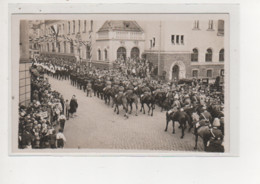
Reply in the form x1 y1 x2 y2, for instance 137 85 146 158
12 13 229 154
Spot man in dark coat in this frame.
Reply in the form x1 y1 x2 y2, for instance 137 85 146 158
69 95 78 118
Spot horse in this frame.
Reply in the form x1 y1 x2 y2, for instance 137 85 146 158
125 90 139 116
164 109 192 139
113 93 129 118
194 121 224 151
153 91 167 112
103 87 113 105
140 93 155 116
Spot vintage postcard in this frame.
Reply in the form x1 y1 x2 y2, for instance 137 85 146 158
10 4 239 156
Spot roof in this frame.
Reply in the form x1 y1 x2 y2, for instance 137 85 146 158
97 20 143 33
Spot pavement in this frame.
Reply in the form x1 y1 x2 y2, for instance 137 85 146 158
47 76 203 152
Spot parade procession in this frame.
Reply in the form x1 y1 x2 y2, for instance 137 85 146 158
18 18 226 152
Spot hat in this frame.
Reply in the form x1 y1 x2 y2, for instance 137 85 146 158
202 106 207 110
213 118 221 127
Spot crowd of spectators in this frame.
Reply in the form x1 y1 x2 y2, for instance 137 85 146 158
18 64 69 149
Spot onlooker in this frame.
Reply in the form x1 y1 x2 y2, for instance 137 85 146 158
65 99 70 120
69 95 78 118
49 130 57 149
58 113 66 131
56 129 66 148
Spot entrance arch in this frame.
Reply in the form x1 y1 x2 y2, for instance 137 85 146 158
169 61 186 80
117 47 126 61
130 47 140 59
172 65 179 80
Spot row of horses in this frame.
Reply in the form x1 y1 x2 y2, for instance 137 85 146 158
69 74 225 152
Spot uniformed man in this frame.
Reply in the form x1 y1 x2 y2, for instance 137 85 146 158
199 106 213 123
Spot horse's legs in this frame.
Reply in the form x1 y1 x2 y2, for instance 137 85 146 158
114 105 116 113
151 104 154 116
116 104 120 115
135 102 138 116
194 133 198 150
164 114 169 132
180 122 185 139
142 103 145 114
129 103 133 114
147 103 150 115
172 121 175 134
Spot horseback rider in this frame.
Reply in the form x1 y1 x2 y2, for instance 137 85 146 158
199 106 213 123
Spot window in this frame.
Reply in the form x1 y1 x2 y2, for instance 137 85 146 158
131 47 140 59
191 48 198 62
176 35 179 44
57 42 60 53
150 40 153 48
104 49 108 60
73 20 75 34
218 20 224 36
83 20 86 32
220 69 224 76
193 20 199 29
78 20 80 33
47 43 49 52
207 70 213 78
70 41 74 54
192 70 199 78
90 20 93 32
98 49 101 60
180 35 184 44
219 49 224 62
205 48 213 62
153 37 155 47
86 45 91 60
64 41 66 53
52 42 55 52
117 47 126 60
68 21 70 34
171 35 175 44
208 20 214 30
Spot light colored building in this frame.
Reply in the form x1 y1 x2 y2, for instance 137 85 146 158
142 19 225 81
32 18 225 80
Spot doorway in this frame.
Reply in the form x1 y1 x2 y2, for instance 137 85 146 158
172 65 179 81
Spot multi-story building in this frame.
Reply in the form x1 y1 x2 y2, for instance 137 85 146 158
31 18 226 81
142 19 225 81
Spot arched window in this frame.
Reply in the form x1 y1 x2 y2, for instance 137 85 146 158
73 20 75 33
86 45 91 60
218 20 224 36
68 21 70 34
117 47 126 61
130 47 140 59
90 20 93 31
98 49 101 60
52 42 55 52
205 48 212 62
219 49 224 62
57 42 60 53
191 48 198 62
78 20 80 33
104 49 108 60
83 20 87 32
64 41 66 53
70 41 74 54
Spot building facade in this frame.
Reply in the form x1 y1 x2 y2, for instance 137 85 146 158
31 18 226 81
141 19 225 81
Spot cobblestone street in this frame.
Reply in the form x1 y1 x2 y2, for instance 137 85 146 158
47 76 203 151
